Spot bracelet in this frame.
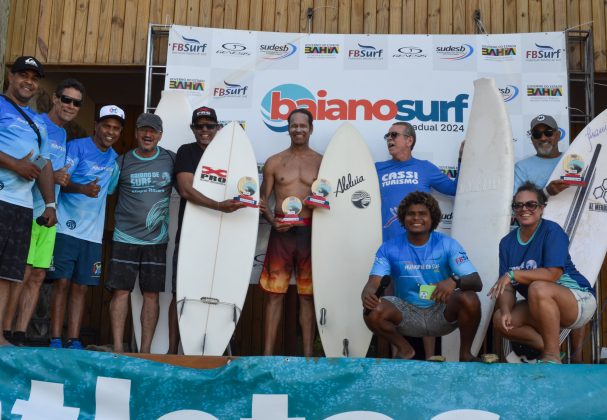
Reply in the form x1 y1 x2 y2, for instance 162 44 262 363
45 202 56 209
507 270 518 286
450 274 461 289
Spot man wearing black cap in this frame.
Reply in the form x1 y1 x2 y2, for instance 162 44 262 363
514 114 569 196
167 106 246 353
0 56 56 346
47 105 125 350
105 113 176 353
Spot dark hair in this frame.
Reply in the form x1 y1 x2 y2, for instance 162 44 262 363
55 78 86 98
287 108 314 126
514 181 548 207
392 121 416 150
397 191 442 231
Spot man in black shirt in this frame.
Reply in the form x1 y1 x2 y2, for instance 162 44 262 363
168 106 246 353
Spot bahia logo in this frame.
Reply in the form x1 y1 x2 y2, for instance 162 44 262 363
526 85 563 97
213 81 249 98
259 43 297 59
436 44 474 60
499 85 519 102
348 44 383 59
526 43 562 60
171 36 208 54
169 78 204 91
481 45 516 57
260 83 468 132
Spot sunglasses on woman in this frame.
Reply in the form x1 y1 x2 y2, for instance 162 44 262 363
511 201 541 211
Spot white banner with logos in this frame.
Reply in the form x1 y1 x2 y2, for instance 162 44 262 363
165 26 569 170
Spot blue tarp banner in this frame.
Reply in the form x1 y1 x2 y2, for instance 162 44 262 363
1 348 606 419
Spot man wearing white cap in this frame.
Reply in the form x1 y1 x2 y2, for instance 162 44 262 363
47 105 124 350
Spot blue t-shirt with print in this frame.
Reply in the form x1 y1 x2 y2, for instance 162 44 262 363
0 96 48 208
376 158 457 241
56 137 118 243
32 113 67 217
513 154 561 193
499 218 593 298
370 231 477 308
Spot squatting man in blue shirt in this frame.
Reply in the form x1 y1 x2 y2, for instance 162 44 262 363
361 192 482 361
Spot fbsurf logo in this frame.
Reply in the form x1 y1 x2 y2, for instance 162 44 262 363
213 81 249 98
436 44 474 60
526 43 562 61
348 44 383 59
170 36 208 55
260 83 469 132
259 43 297 59
499 85 519 102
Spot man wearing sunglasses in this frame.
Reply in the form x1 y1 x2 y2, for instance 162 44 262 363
376 122 459 242
3 78 85 347
167 106 247 353
514 114 569 197
0 56 56 347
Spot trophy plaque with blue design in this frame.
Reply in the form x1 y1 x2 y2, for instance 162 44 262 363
560 154 587 186
276 196 305 225
233 176 259 207
304 178 331 209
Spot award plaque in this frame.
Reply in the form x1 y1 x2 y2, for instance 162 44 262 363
304 178 331 209
560 154 587 185
276 196 304 224
233 176 259 207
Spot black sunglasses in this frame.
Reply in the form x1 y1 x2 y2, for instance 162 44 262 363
512 200 541 211
58 95 83 107
192 123 218 130
531 128 555 139
383 131 408 141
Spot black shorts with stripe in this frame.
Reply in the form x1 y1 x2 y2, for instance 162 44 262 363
105 241 167 293
0 201 33 283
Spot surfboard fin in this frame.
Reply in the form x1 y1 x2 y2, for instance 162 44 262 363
320 308 327 326
342 338 349 357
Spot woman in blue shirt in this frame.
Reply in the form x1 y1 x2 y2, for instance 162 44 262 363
489 182 596 364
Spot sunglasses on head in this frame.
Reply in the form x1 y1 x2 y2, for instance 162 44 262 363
511 200 541 211
531 128 555 139
192 123 218 130
383 131 407 141
58 95 82 107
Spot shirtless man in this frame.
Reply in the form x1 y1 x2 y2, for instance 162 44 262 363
259 108 322 356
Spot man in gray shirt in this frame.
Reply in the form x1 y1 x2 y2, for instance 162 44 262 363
106 113 175 353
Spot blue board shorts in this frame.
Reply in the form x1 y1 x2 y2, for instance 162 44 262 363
47 233 102 286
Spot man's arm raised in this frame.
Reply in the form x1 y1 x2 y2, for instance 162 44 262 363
176 171 245 213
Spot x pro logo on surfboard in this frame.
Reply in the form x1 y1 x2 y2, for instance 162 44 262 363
201 166 227 184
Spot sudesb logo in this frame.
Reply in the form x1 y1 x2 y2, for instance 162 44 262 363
260 84 469 132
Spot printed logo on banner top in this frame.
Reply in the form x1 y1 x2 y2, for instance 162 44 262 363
347 43 384 60
170 35 209 55
435 44 474 60
304 43 340 58
525 43 563 61
481 44 517 60
168 78 205 93
260 83 468 133
259 43 297 60
216 42 251 56
393 46 427 59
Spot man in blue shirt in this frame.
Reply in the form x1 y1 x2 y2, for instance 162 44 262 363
3 79 85 347
362 192 482 361
0 56 56 347
376 122 458 242
46 105 124 349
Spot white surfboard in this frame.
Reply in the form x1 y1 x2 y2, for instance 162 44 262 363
312 123 382 358
130 90 193 354
442 78 514 361
176 122 259 356
506 108 607 363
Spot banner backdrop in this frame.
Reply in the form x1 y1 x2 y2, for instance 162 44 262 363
1 348 606 419
165 26 569 169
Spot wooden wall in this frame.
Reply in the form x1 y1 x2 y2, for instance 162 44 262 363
4 0 607 71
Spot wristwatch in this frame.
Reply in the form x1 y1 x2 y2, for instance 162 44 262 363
450 274 461 289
